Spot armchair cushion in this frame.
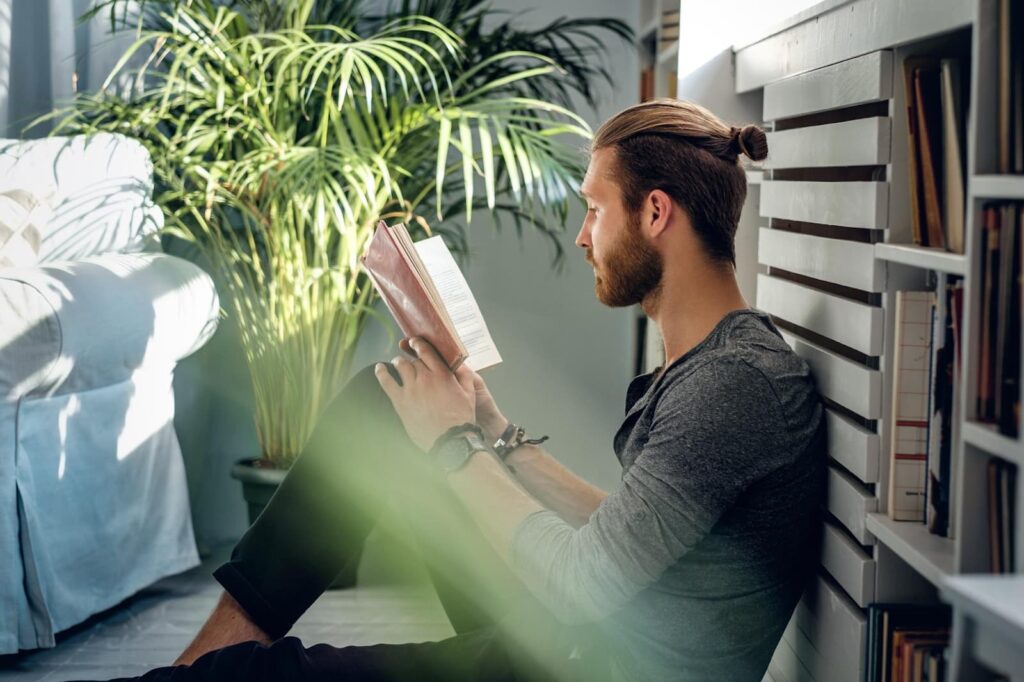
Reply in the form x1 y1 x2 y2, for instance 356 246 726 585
0 134 162 261
0 252 220 401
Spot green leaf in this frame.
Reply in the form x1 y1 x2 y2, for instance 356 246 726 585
435 115 452 219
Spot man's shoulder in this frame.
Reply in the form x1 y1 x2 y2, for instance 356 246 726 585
659 319 817 412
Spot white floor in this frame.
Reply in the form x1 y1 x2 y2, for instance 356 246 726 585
0 547 455 682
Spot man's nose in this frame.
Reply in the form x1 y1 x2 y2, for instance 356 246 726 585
574 223 589 249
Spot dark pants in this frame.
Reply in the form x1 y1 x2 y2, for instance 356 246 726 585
105 365 598 682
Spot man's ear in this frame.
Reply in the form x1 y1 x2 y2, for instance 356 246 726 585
646 189 673 239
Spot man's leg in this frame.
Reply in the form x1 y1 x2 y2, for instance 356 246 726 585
178 363 541 663
117 630 524 682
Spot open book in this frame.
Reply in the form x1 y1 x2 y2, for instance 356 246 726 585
361 220 502 372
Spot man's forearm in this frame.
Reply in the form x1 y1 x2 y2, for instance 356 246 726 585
446 450 546 561
504 445 607 528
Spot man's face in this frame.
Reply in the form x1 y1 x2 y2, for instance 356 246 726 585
575 148 663 308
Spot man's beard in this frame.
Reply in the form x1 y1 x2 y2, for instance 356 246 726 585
589 211 663 308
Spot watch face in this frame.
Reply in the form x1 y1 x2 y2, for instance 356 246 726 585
437 436 473 472
437 433 488 473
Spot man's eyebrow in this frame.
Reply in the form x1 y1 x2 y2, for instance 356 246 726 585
579 188 591 199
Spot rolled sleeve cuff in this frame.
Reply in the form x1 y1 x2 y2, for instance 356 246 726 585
213 560 294 641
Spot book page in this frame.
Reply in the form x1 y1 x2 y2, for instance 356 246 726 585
413 236 502 371
391 224 461 343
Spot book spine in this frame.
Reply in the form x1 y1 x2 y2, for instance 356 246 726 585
888 291 933 522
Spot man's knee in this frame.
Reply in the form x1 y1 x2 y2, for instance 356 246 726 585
321 363 397 424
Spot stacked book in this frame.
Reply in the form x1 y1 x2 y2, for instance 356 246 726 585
888 280 964 537
865 604 951 682
976 203 1021 437
902 57 966 252
998 0 1024 174
987 458 1018 573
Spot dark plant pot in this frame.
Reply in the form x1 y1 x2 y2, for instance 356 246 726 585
230 457 360 589
231 458 287 525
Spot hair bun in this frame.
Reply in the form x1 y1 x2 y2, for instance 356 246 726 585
732 124 768 162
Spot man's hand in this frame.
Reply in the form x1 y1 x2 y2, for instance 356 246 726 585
375 337 477 451
469 372 508 442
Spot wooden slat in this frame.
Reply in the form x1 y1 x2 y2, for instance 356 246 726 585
779 331 883 420
735 0 972 93
757 228 883 292
826 409 880 484
828 465 877 545
764 117 891 168
822 520 876 607
756 274 883 355
791 576 867 680
762 51 892 120
760 180 889 229
773 620 822 682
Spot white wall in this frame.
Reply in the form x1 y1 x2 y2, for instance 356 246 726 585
454 0 640 492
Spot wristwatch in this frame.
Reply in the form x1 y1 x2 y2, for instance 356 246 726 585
434 430 490 474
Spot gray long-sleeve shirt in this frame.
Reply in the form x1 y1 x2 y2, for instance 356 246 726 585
510 309 825 681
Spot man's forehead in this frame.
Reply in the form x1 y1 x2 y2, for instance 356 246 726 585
581 148 616 196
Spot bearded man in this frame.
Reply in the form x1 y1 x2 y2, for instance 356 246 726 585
108 99 825 682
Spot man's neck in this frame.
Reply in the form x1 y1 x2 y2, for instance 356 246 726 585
643 261 748 371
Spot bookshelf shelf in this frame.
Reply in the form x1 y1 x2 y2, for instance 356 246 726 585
940 575 1024 680
874 243 966 275
972 174 1024 200
865 512 955 586
962 421 1024 467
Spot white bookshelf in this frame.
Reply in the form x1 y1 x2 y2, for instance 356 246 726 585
865 512 956 586
973 174 1024 200
963 421 1024 469
873 243 966 275
726 0 1023 680
940 576 1024 682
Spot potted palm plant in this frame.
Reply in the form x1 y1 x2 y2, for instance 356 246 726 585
51 0 628 525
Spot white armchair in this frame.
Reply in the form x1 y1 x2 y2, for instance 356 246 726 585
0 134 219 652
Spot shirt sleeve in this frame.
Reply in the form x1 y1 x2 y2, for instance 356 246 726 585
509 357 787 623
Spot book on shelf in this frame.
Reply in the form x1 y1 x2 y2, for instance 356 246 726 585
939 59 966 254
902 57 966 252
888 282 963 534
997 0 1024 174
640 66 655 102
361 220 501 372
987 457 1017 573
926 277 962 537
889 291 933 522
865 603 951 682
977 203 1021 437
892 288 933 518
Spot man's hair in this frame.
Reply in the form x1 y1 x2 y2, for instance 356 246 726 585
592 99 768 266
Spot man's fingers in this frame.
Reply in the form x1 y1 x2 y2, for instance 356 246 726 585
470 370 486 391
453 364 476 393
392 355 417 384
374 363 400 398
410 337 446 373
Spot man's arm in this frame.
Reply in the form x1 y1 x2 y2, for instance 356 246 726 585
463 365 607 527
502 444 607 528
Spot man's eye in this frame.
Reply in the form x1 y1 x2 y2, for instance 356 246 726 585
587 206 597 213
